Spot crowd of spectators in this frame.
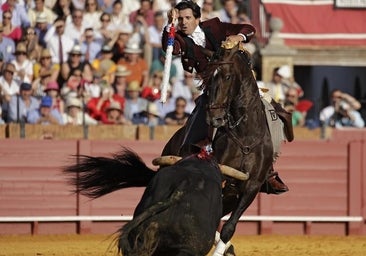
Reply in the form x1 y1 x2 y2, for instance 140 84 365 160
2 0 251 126
1 0 361 130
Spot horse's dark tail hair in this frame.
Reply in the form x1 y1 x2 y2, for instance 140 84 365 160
63 147 156 199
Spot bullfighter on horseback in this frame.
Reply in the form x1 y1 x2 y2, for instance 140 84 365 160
162 0 291 194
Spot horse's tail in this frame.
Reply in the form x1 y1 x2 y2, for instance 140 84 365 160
63 147 156 199
118 186 185 256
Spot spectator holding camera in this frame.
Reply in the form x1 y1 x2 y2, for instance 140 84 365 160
320 89 364 128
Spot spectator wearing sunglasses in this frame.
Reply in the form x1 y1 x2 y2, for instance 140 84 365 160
11 42 33 85
2 10 22 43
0 62 18 105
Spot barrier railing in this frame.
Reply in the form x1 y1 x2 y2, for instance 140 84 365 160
0 215 362 235
1 123 332 140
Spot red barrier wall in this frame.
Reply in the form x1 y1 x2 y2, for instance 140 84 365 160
0 138 365 235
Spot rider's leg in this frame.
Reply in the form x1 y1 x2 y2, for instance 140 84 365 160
179 94 210 156
261 99 291 195
265 165 289 194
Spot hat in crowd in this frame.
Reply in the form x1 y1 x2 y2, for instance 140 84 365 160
126 81 141 91
107 101 122 112
40 48 52 58
101 44 112 53
124 41 142 54
66 97 82 108
40 96 53 107
36 12 47 23
115 65 131 77
119 23 133 34
146 103 160 117
69 44 83 55
15 43 27 55
20 82 32 91
99 59 116 74
44 81 59 91
277 65 291 79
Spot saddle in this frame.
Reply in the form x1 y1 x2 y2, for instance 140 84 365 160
270 100 294 142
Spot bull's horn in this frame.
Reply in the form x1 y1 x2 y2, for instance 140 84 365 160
152 155 182 166
219 164 249 181
152 156 248 181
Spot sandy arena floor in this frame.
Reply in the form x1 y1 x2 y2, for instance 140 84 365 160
0 234 365 256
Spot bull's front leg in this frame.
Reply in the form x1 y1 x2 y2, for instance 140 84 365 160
212 186 259 256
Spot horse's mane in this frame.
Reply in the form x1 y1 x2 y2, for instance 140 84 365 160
200 45 253 91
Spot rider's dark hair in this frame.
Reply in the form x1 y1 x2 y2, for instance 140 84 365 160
175 0 201 19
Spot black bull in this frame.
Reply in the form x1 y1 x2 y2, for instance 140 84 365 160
64 147 223 256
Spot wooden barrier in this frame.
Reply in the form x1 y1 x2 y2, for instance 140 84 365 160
0 138 365 235
137 125 181 141
3 124 335 141
87 125 138 140
293 127 332 140
7 123 85 139
0 125 5 139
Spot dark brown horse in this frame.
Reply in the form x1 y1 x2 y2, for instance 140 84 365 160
161 42 273 255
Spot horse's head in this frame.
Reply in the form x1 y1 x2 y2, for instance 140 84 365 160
204 42 256 128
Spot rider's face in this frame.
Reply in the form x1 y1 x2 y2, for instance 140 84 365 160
177 8 200 36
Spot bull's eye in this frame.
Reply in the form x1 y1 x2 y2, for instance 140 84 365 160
225 75 231 80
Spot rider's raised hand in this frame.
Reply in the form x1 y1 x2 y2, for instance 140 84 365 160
167 8 178 24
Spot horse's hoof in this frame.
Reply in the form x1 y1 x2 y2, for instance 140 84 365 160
224 244 236 256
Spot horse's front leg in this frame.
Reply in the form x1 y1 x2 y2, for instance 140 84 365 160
212 186 260 256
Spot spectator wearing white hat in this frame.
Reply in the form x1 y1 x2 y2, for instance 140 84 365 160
0 62 18 104
28 0 57 27
123 80 148 123
34 12 51 48
117 40 148 87
111 24 133 63
11 42 34 85
112 65 131 98
60 44 93 86
62 97 98 125
100 100 131 124
33 48 60 82
266 65 303 106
